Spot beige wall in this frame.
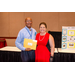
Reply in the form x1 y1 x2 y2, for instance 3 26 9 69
0 12 75 37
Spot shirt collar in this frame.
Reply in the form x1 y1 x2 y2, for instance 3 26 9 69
25 26 32 31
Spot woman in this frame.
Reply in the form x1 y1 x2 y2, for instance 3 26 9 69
35 22 55 62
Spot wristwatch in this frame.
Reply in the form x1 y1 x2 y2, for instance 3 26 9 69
50 56 54 58
50 56 54 62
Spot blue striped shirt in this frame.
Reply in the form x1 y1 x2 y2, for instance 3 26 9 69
15 26 37 51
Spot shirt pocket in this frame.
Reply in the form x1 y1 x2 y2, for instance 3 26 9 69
32 32 36 40
23 32 30 39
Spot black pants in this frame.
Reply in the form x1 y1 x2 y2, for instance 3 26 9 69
21 50 35 62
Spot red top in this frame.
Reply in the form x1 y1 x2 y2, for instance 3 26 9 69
35 33 51 62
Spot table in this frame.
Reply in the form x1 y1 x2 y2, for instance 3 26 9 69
0 46 21 62
1 46 75 62
53 48 59 62
57 48 75 62
0 46 58 62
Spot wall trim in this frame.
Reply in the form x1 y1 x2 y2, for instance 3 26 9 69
0 37 17 39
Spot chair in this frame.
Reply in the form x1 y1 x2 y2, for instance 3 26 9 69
0 38 7 48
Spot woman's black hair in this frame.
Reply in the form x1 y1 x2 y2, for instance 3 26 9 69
39 22 47 28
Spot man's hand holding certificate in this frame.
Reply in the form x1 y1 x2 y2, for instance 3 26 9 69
23 38 37 51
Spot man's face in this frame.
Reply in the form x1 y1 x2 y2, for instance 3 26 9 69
25 18 32 28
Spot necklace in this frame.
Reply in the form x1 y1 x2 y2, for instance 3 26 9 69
39 33 46 41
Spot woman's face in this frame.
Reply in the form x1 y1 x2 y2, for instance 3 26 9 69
39 24 46 33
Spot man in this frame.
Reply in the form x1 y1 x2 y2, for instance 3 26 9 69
15 17 37 62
